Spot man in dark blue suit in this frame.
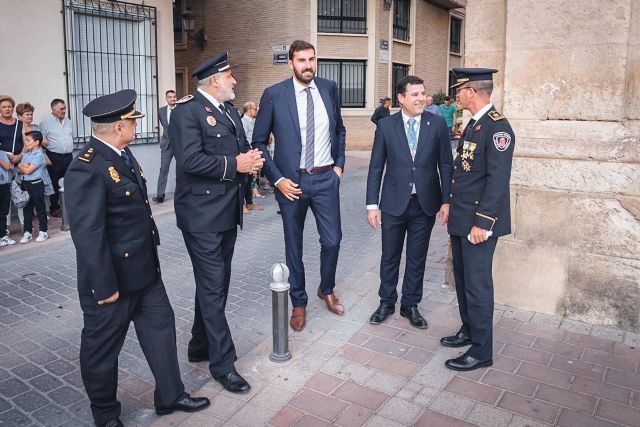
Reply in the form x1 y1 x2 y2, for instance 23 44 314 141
252 40 346 332
366 75 453 329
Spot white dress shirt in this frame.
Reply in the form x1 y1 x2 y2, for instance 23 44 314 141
472 103 493 121
40 115 74 154
366 110 421 210
292 77 332 169
93 135 124 156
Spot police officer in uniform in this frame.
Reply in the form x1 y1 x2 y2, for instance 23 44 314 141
65 90 210 427
168 53 263 393
440 68 516 371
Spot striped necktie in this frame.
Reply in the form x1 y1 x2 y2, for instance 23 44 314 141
304 87 315 171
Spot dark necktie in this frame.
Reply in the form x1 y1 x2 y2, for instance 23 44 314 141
304 87 315 171
120 150 133 169
219 104 236 134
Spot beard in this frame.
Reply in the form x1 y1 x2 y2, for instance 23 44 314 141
294 67 315 85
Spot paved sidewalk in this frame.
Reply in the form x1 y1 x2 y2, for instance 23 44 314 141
1 151 639 426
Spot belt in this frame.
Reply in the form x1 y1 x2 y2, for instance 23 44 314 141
298 164 334 175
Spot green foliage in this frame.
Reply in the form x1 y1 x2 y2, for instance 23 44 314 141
432 90 447 105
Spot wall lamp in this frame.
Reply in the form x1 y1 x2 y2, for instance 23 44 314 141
182 8 207 50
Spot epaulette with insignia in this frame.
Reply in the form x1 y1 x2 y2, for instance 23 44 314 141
489 111 504 121
175 95 194 104
78 146 95 163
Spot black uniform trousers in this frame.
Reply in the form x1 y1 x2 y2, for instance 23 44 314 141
450 235 498 360
45 151 72 211
279 170 342 308
182 229 238 378
379 195 436 306
78 277 185 426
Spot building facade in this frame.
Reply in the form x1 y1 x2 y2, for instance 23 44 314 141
173 0 466 148
0 0 177 195
460 0 640 332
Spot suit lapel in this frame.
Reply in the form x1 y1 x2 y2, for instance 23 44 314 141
415 112 431 159
91 138 137 182
159 106 167 128
194 91 235 134
285 79 302 143
393 113 413 161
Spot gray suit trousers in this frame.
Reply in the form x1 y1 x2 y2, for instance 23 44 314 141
156 143 174 197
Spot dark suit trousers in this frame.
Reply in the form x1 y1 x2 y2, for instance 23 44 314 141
279 170 342 307
156 143 174 197
379 196 436 306
450 235 498 360
78 277 185 426
46 151 72 211
182 229 238 377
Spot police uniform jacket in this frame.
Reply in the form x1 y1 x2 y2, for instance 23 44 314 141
448 106 515 237
168 91 250 233
65 138 161 301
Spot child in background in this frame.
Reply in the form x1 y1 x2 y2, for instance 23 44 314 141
0 150 15 246
17 130 48 243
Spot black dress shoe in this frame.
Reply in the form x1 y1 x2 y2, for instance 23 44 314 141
152 195 165 203
400 306 428 329
445 353 493 371
188 353 209 363
215 370 251 393
101 418 124 427
440 331 472 348
156 395 211 415
369 303 395 324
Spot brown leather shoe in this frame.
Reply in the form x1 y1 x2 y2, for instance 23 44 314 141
317 287 345 316
290 307 306 331
246 204 264 211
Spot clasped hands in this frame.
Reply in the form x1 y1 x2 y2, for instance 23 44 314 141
236 148 265 174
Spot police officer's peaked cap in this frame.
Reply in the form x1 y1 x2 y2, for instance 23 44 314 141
450 68 498 89
191 52 238 80
83 89 145 123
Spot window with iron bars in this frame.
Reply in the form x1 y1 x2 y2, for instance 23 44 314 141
63 0 159 148
318 0 367 34
393 0 410 41
317 60 367 108
392 63 409 107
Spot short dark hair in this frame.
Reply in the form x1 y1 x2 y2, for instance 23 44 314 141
165 90 176 96
51 99 65 108
25 130 43 143
288 40 315 60
443 96 451 102
396 75 424 96
16 102 35 116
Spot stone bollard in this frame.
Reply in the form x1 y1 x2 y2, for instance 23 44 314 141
270 263 292 362
59 178 70 231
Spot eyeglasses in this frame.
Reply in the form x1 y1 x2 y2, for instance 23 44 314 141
455 86 475 95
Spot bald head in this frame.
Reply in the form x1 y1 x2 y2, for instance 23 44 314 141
243 101 257 118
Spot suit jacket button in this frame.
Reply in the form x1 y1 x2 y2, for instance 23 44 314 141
475 201 479 205
451 179 455 184
125 191 131 196
454 166 457 170
206 190 210 194
412 167 416 171
145 199 149 204
124 252 129 258
150 214 153 218
152 230 155 235
450 194 453 197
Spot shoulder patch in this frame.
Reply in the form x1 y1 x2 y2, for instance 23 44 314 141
78 146 95 163
492 132 512 152
489 111 504 121
175 95 194 104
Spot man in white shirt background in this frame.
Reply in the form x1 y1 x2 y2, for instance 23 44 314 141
153 90 177 203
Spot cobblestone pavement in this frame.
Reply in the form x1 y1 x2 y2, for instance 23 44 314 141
2 152 640 427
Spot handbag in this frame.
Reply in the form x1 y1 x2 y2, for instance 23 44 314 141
10 180 29 209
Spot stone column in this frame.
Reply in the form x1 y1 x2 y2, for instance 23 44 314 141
459 0 640 331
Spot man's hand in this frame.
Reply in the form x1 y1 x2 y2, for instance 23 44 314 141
236 148 265 174
438 203 449 226
367 209 382 229
469 226 489 245
98 291 120 305
333 166 343 178
276 178 302 201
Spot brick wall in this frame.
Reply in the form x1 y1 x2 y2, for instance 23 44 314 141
413 1 451 95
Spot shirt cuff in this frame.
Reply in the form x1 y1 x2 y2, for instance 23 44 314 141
274 177 284 186
366 204 379 210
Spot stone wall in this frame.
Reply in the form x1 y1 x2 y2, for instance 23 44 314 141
461 0 640 331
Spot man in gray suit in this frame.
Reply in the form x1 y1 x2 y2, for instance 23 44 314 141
153 90 177 203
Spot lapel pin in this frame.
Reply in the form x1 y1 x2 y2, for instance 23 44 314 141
475 124 482 131
205 106 212 113
108 166 121 183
